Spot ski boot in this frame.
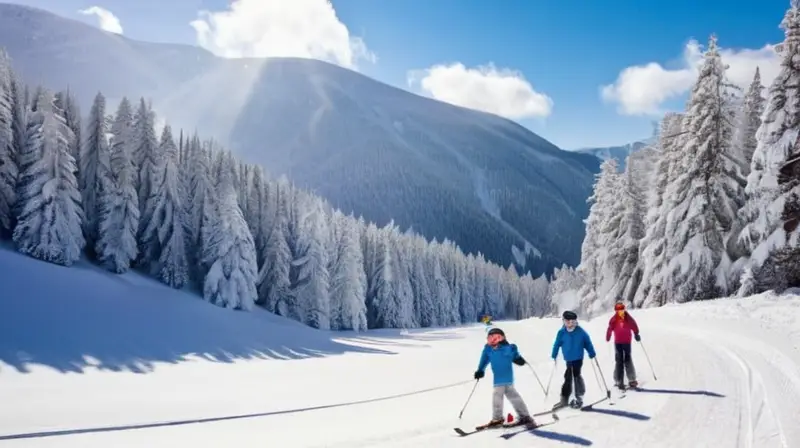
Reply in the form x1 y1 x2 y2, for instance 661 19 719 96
615 381 626 390
515 415 536 427
628 380 639 389
477 418 504 430
552 395 569 410
569 397 583 409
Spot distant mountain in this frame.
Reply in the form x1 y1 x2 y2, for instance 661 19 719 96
574 137 655 171
0 2 600 276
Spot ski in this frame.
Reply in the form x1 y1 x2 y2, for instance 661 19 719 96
454 414 559 437
498 420 559 440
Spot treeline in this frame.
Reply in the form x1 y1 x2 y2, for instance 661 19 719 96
0 48 552 330
553 5 800 316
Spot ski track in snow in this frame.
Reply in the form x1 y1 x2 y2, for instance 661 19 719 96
0 263 798 448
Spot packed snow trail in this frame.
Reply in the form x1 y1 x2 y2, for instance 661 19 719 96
1 249 799 447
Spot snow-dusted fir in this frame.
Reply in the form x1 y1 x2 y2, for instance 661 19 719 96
12 90 85 265
732 68 765 176
660 35 741 302
328 210 368 330
80 93 112 252
577 158 620 312
95 97 139 273
257 179 293 315
133 99 159 230
737 4 800 291
289 195 332 328
138 125 188 288
185 135 216 284
0 49 17 237
202 154 258 310
634 113 685 307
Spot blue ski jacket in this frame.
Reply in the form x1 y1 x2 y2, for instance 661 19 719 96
476 341 521 387
551 325 596 362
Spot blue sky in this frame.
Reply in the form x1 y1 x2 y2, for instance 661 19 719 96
10 0 792 149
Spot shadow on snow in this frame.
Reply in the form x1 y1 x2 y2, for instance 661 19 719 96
0 249 408 374
634 387 725 398
581 407 651 420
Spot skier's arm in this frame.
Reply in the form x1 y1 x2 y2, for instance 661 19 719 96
550 331 562 359
477 345 490 372
511 344 526 365
628 314 640 336
583 330 597 359
605 317 613 342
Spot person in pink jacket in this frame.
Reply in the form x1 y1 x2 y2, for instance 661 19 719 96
605 301 641 389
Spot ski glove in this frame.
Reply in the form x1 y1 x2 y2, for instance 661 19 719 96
512 356 526 366
634 334 641 342
474 370 485 380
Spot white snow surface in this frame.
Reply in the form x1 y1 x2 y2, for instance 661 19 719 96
1 247 799 447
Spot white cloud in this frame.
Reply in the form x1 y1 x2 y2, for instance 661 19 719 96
78 6 123 34
601 39 781 115
407 63 553 119
189 0 375 70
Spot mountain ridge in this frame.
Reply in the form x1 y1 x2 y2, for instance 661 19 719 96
0 1 600 276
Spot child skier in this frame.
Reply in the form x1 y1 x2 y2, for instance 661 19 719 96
605 301 641 389
551 310 596 409
473 327 535 428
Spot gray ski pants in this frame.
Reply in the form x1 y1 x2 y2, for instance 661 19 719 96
492 384 530 420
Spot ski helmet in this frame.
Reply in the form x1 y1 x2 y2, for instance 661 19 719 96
614 301 625 311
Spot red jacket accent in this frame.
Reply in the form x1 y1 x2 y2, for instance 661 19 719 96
606 313 639 344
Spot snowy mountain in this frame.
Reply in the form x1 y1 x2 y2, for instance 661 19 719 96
574 139 653 171
0 2 600 276
2 246 799 447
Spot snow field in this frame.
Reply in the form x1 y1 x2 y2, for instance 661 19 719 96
1 248 799 447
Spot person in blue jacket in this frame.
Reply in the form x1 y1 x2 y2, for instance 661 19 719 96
474 327 535 428
550 310 596 409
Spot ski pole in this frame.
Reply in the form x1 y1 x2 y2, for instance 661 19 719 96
526 363 547 397
592 358 612 399
637 340 658 380
458 379 480 419
543 359 557 399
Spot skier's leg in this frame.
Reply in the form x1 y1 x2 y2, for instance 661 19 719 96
491 386 505 421
623 344 637 384
573 360 586 399
613 343 624 387
560 363 573 399
504 385 531 417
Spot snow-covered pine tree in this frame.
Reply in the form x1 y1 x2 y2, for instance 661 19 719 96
54 90 81 164
185 134 216 284
661 35 740 302
634 113 685 307
0 48 17 238
13 89 85 265
133 98 159 227
732 68 766 177
605 155 647 307
386 224 415 328
328 211 368 330
737 4 800 294
202 154 258 310
409 234 435 326
577 158 620 313
80 92 113 254
289 194 331 329
362 222 401 328
139 125 188 288
257 179 293 315
95 98 139 273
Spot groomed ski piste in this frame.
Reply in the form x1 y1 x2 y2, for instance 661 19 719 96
1 247 799 447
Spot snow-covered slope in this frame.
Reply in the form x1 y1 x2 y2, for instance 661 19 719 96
0 2 600 276
2 248 799 447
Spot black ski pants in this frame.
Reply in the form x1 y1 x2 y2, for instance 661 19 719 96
614 343 637 385
561 359 586 399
